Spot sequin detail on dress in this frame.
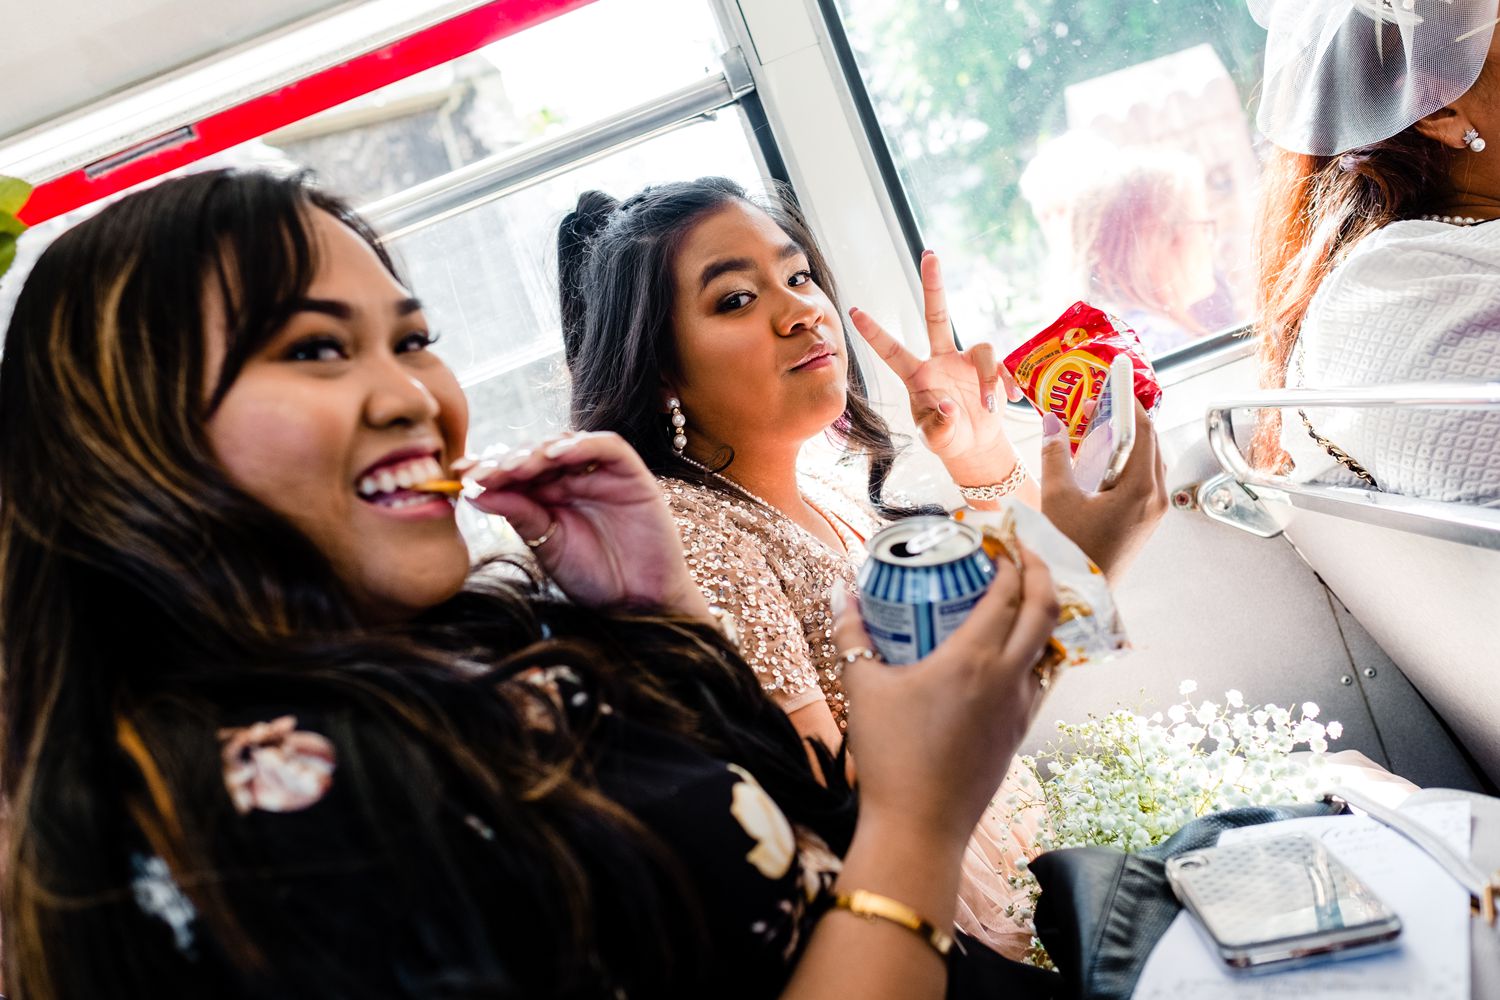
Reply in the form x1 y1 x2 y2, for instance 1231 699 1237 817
660 473 879 730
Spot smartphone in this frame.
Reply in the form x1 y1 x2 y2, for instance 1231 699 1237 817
1071 354 1136 492
1165 833 1402 974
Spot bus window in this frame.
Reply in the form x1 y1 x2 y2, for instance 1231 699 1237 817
386 113 761 453
261 0 732 204
825 0 1266 365
1 0 767 456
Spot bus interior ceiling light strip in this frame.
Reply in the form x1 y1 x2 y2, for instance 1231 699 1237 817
3 0 490 174
84 127 197 180
7 0 602 226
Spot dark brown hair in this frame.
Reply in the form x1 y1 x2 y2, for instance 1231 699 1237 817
0 170 851 997
558 177 930 517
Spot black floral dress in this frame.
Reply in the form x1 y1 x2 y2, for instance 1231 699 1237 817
123 666 1057 998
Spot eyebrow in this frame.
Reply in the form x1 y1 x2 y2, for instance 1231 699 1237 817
697 243 806 291
289 297 424 319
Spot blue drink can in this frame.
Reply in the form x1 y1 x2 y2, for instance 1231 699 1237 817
856 517 995 665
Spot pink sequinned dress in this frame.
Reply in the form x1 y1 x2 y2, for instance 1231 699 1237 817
660 473 1044 960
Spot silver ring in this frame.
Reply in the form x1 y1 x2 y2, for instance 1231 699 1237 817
839 646 881 667
524 519 560 549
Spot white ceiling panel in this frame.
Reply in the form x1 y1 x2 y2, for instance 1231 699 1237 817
0 0 353 140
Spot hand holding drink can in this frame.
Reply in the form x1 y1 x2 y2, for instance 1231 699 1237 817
856 517 995 665
857 507 1129 670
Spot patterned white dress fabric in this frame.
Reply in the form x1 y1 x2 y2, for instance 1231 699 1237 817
1283 219 1500 506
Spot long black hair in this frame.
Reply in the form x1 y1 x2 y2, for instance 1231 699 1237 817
559 177 918 516
0 169 852 998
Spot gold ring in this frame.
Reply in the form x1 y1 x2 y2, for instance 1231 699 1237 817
576 460 600 476
524 519 560 549
1033 642 1065 689
839 646 881 667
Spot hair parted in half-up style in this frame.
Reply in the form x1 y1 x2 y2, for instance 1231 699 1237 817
0 169 852 998
1251 134 1452 470
558 177 920 517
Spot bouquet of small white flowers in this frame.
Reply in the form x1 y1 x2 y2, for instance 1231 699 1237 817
1000 681 1342 965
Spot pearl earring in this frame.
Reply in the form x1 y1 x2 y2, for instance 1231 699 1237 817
668 398 688 454
1464 128 1487 153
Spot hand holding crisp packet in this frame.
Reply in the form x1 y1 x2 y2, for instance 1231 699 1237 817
955 502 1129 668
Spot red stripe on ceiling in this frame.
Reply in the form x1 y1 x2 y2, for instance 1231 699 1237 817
19 0 599 225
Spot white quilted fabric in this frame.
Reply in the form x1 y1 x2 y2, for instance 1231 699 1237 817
1282 219 1500 506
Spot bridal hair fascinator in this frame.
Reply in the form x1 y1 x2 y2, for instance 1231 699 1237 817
1248 0 1500 155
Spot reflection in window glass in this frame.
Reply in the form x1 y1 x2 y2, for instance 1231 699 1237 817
390 111 763 453
263 0 729 204
832 0 1266 361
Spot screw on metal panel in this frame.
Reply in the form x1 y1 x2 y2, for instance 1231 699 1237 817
1340 675 1354 686
1363 667 1377 678
1208 488 1234 513
1172 489 1197 510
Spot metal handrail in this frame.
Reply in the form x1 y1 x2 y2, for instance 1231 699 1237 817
1205 383 1500 550
363 65 753 240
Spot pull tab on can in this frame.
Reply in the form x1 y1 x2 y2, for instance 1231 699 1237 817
898 521 962 558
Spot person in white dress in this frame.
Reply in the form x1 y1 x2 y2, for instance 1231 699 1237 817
1249 0 1500 505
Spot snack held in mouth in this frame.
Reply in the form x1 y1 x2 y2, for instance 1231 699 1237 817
856 517 995 665
954 504 1129 667
1003 302 1162 452
414 479 464 498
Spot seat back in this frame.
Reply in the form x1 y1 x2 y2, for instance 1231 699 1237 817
1207 384 1500 787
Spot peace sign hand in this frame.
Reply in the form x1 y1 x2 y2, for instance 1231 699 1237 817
849 251 1022 469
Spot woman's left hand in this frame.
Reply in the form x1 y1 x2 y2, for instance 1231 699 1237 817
463 432 710 616
849 251 1023 480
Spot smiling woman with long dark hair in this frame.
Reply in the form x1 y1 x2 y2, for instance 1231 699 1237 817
558 177 1169 955
0 168 1063 999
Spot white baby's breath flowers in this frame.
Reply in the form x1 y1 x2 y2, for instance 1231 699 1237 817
998 683 1341 967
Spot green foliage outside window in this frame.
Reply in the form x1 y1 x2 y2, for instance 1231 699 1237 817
0 176 32 282
848 0 1265 259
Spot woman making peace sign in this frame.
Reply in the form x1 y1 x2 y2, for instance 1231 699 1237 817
560 177 1168 955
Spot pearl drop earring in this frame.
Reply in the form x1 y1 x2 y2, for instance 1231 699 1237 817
1464 128 1487 153
668 398 687 454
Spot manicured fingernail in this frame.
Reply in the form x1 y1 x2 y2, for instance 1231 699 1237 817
1042 412 1064 438
829 584 848 617
463 460 501 481
450 456 480 474
921 249 934 258
499 449 530 471
985 392 997 413
543 437 582 459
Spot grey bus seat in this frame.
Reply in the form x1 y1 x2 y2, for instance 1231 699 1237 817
1206 384 1500 789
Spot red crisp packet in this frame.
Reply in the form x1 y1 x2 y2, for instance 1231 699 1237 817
1003 302 1162 452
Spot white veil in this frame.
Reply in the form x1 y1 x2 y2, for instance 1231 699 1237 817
1249 0 1500 155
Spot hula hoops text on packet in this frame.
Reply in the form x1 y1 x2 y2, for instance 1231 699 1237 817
1003 302 1162 453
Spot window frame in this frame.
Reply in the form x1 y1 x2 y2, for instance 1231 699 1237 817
1 0 801 393
799 0 1260 378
